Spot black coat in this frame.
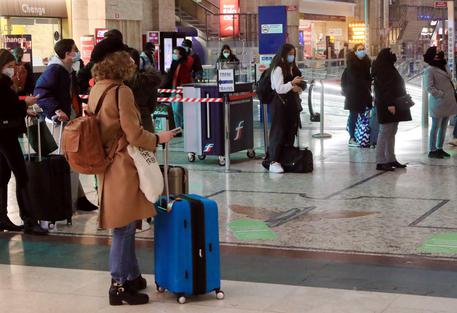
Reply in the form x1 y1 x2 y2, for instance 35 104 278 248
0 74 27 137
373 49 412 124
341 52 372 113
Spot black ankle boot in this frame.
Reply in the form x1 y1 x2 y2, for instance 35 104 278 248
24 221 48 236
125 275 147 291
0 216 24 232
109 282 149 306
77 196 98 212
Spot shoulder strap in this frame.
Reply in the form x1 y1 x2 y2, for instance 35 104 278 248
94 83 119 115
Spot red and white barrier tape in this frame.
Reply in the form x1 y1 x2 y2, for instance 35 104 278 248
157 89 183 94
157 97 224 103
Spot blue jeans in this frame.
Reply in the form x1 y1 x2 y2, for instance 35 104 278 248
430 117 450 151
109 221 140 284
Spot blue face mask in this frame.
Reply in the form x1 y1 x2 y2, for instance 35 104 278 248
172 54 180 61
355 50 366 59
287 55 295 63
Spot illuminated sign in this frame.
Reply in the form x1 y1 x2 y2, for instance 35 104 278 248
220 0 239 37
348 22 366 44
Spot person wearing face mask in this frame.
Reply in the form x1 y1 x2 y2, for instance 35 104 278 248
264 44 305 174
89 50 175 306
12 47 35 96
0 49 49 235
181 39 203 82
163 47 192 130
423 47 457 158
372 48 412 171
216 44 240 70
34 39 98 213
139 42 156 72
341 44 373 147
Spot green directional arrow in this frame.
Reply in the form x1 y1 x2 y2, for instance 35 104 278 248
228 219 278 241
419 233 457 254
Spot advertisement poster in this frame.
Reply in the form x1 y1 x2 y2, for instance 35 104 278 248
95 28 109 44
220 0 239 37
3 34 33 65
80 35 95 65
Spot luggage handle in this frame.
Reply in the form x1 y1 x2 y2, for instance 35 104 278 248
25 116 42 162
51 115 64 154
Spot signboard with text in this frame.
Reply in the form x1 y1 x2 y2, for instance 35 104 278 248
220 0 240 37
95 28 109 44
218 69 235 93
3 35 32 65
434 1 447 8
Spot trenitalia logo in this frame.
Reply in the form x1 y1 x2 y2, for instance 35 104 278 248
234 121 244 141
203 144 215 153
22 4 46 16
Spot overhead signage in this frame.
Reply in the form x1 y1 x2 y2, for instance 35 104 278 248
261 24 283 34
220 0 240 37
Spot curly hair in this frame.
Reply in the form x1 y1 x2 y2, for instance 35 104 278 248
92 51 136 82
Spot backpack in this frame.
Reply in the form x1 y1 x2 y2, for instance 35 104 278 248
256 69 275 104
62 84 121 174
280 147 313 173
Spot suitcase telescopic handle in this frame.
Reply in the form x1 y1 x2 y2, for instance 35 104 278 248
51 115 64 154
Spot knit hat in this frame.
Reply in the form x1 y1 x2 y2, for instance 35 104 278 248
0 49 15 69
90 37 128 63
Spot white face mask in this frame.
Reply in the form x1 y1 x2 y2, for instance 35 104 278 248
2 67 14 79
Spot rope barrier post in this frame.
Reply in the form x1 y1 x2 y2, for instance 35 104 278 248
224 94 231 172
312 80 332 139
262 101 269 154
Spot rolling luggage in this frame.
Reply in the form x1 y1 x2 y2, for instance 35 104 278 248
154 144 224 304
23 117 72 229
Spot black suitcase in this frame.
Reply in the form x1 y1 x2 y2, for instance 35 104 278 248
23 118 73 228
280 147 313 173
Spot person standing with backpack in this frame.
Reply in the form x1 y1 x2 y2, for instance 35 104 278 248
264 44 305 173
12 47 35 96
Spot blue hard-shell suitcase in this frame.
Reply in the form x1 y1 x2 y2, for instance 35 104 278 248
154 194 224 304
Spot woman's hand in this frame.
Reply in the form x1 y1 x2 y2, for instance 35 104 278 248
24 95 38 107
388 106 396 115
157 131 175 144
292 76 304 86
55 110 69 122
26 108 37 117
292 85 303 93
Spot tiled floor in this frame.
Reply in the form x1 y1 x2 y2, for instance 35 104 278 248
1 264 456 313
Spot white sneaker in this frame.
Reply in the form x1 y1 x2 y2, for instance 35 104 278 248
348 138 359 147
269 162 284 173
449 138 457 146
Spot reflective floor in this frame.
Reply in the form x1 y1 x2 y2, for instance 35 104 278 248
3 104 457 312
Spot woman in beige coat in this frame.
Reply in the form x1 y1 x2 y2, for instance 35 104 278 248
89 51 174 306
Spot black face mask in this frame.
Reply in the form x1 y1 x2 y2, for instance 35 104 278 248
432 51 447 68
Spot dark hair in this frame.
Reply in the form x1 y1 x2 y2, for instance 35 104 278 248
424 46 438 65
144 42 155 51
0 49 15 69
129 48 140 69
353 43 365 51
270 44 300 78
174 46 188 62
105 29 123 42
218 44 239 62
182 39 192 48
54 39 75 59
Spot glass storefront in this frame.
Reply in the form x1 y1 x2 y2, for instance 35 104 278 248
0 17 62 70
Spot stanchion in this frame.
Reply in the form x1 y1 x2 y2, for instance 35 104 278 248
312 80 332 139
224 94 231 172
262 102 269 154
421 74 429 128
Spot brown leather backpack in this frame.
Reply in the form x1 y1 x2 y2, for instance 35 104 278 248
62 84 121 174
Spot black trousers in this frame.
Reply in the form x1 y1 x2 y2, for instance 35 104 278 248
0 136 33 223
267 94 299 162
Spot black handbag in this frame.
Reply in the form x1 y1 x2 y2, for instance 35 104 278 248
26 120 58 156
280 147 313 173
395 94 415 110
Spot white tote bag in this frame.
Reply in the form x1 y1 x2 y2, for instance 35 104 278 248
127 145 164 203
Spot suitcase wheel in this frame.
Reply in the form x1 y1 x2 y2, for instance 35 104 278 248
67 218 72 226
197 155 206 161
247 150 256 159
155 283 165 293
216 290 225 300
187 153 196 162
48 223 55 230
218 156 226 167
177 295 187 304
